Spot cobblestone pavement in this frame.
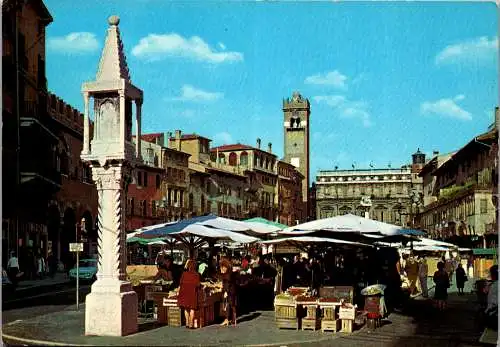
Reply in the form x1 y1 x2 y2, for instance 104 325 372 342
1 277 487 346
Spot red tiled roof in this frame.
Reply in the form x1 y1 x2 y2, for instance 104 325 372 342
169 134 211 141
138 133 163 143
210 144 254 152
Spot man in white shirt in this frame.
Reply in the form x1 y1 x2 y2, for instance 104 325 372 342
7 252 20 286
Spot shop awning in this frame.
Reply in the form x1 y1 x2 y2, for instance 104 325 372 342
473 248 497 256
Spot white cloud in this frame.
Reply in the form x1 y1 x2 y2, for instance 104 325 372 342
314 95 372 127
131 33 243 63
305 70 348 89
313 95 346 107
435 36 498 66
213 132 233 145
421 95 472 121
170 85 223 102
47 32 99 54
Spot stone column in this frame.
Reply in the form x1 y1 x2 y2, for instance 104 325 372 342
135 99 142 160
85 163 137 336
119 91 126 154
83 92 90 154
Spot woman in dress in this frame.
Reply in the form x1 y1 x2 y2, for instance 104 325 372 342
219 258 239 326
455 263 467 295
433 261 450 311
177 259 201 329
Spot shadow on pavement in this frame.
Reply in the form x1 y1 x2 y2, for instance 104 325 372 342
237 311 261 324
387 292 485 347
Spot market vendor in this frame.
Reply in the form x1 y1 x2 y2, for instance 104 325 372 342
153 255 181 287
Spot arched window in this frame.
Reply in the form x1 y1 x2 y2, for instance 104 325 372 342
228 152 237 166
156 175 161 189
240 152 248 166
142 200 147 216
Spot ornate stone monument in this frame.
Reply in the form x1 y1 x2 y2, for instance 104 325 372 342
360 196 372 219
80 15 143 337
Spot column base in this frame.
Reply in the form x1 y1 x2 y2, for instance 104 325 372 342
85 280 138 336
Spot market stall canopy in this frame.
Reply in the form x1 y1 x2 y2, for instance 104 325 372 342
135 214 266 239
261 236 372 248
243 217 287 233
281 214 422 237
170 224 260 244
375 237 458 250
414 237 458 249
411 245 451 252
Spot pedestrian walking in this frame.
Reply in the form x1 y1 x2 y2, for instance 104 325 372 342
455 263 467 295
433 261 450 311
418 256 429 298
405 255 419 296
7 252 20 286
36 254 45 279
47 252 57 278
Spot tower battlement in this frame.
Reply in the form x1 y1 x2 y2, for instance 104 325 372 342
283 91 310 109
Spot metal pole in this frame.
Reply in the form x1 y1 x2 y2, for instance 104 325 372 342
75 223 79 310
15 5 21 260
76 250 79 310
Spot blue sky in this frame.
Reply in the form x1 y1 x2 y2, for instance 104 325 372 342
44 1 498 180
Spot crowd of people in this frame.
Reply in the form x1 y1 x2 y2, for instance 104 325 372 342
5 250 61 287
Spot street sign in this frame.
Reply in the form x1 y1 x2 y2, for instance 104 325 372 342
70 243 84 252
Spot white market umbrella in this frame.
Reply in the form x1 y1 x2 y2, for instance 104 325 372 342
170 224 260 244
413 237 458 248
281 214 403 236
261 236 372 247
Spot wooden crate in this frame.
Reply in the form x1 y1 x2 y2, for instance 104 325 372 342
341 319 353 333
275 304 297 320
339 306 356 320
322 306 337 321
167 306 183 327
302 305 320 331
275 304 300 330
276 317 300 330
321 319 341 333
302 318 320 331
319 286 336 298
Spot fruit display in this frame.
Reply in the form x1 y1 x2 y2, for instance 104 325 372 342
295 295 317 303
319 297 339 303
286 287 307 297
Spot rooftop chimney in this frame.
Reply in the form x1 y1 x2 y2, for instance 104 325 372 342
166 132 173 148
268 142 272 153
495 106 499 130
175 130 182 151
256 138 261 149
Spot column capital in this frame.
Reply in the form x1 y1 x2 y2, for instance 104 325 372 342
83 91 90 98
119 90 126 97
135 98 143 106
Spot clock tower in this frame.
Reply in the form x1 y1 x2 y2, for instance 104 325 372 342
283 91 310 220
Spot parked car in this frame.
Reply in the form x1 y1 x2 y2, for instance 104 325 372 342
69 259 97 282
